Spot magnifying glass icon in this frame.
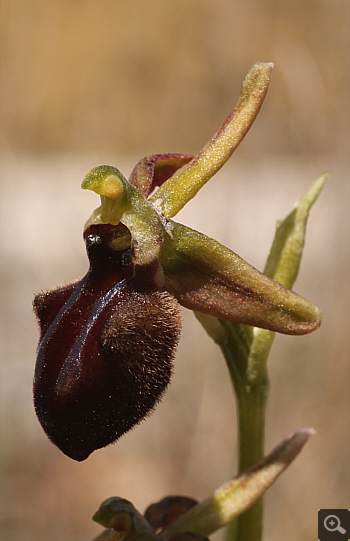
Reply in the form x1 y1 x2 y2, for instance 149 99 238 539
324 514 346 534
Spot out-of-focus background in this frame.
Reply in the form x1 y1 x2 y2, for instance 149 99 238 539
0 1 349 540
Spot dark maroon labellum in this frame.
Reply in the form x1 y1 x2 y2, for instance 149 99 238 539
33 224 181 461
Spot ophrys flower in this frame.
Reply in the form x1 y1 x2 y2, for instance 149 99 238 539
33 64 321 461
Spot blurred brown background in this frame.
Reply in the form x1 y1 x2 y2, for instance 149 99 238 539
0 1 349 540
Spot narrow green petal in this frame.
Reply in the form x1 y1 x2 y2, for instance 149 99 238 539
149 62 274 218
158 429 314 539
82 165 165 266
160 222 321 335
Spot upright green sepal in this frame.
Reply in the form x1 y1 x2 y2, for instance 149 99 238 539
149 63 274 219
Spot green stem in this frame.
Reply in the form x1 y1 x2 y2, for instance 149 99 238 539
232 382 268 541
236 380 268 473
220 325 269 541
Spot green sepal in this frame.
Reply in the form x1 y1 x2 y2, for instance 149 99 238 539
160 221 321 335
149 63 274 219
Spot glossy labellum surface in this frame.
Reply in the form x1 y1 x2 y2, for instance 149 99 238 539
34 224 181 460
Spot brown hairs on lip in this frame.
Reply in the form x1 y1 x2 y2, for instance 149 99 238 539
33 223 181 461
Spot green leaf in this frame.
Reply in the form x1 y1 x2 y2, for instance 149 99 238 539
264 173 328 288
245 173 328 380
196 174 327 384
158 429 314 540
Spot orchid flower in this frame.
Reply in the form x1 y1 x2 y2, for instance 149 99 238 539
33 63 321 461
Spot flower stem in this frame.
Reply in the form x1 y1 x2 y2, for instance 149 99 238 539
219 324 269 541
233 382 268 540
